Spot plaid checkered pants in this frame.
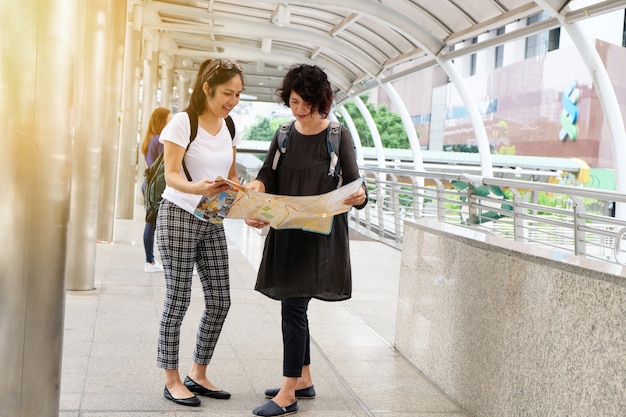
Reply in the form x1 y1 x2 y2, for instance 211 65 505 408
156 199 231 369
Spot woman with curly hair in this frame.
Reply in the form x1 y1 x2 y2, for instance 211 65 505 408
245 64 368 417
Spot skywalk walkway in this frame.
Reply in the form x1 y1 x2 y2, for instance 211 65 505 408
59 207 470 417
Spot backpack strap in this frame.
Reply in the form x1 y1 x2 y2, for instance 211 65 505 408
182 109 199 181
186 109 199 143
326 121 342 185
271 121 294 171
181 111 235 180
225 115 236 140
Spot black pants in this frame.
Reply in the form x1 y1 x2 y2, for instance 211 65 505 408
281 297 311 377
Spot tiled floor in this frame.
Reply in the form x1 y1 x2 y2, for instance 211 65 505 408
59 209 470 416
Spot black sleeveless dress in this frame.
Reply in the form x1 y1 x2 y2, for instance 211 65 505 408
254 124 363 301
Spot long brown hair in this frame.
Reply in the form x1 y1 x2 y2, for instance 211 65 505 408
141 107 171 155
187 59 243 115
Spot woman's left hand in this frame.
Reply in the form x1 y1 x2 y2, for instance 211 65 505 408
245 218 269 229
343 187 367 206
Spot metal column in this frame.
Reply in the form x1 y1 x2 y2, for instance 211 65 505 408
96 0 132 241
66 0 110 291
114 6 142 221
0 0 76 415
177 72 191 112
160 57 175 110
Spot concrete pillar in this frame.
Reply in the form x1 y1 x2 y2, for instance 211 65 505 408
161 64 174 111
0 0 76 415
159 55 174 110
140 49 159 135
113 9 143 220
177 71 191 112
65 0 109 291
96 0 131 241
133 49 159 206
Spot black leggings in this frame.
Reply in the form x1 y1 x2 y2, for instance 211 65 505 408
281 297 312 377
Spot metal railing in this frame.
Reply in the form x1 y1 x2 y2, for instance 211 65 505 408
349 166 626 267
237 158 626 267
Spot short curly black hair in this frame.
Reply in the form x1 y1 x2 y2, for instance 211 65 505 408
277 64 334 118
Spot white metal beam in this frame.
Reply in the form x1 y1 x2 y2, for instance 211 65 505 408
140 2 380 75
337 106 365 166
353 95 386 169
438 59 494 177
536 0 626 217
382 83 424 172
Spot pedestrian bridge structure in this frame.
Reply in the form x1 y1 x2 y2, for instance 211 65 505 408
2 1 626 417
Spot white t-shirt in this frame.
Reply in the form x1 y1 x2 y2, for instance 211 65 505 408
159 111 241 215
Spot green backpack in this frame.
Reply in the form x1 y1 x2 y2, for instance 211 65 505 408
144 109 235 224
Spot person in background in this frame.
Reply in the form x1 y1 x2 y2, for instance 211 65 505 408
141 106 170 273
156 58 243 407
244 64 368 417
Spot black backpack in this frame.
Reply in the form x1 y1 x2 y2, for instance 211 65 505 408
144 110 235 224
271 120 343 186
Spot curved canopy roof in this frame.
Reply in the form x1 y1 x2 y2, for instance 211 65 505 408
137 0 624 104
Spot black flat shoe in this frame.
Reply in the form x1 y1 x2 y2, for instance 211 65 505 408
253 399 298 416
265 386 315 399
184 376 231 399
163 386 201 407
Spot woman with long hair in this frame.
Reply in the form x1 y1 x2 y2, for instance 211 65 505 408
156 58 243 407
141 106 171 272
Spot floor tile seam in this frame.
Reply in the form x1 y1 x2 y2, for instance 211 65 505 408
310 336 377 417
67 284 103 413
389 349 472 416
225 301 276 397
340 305 394 348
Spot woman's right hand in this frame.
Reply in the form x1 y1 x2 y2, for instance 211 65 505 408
195 178 232 197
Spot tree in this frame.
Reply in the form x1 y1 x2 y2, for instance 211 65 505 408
244 117 272 141
243 116 291 141
336 94 414 149
243 95 413 150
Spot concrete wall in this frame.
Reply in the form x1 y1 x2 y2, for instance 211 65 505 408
396 219 626 417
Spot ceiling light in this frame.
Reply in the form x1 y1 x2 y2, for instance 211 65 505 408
272 4 290 27
262 38 272 54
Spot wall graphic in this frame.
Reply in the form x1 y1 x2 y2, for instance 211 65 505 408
559 80 580 141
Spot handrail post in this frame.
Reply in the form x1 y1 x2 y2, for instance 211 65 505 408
411 177 423 219
467 188 478 226
571 195 586 256
434 179 446 222
389 174 402 243
510 188 525 243
376 174 385 240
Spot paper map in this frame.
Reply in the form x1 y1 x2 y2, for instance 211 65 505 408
193 177 363 234
193 188 238 224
